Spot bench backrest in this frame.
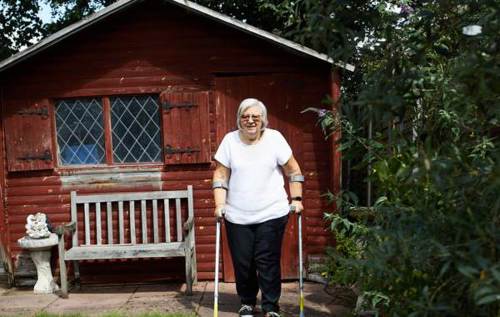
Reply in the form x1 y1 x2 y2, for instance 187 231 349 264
70 186 194 247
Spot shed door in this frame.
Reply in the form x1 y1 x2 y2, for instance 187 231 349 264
215 74 306 280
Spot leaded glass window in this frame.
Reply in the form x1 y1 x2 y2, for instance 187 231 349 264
110 95 162 163
55 98 105 165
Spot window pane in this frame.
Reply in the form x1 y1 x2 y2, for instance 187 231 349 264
111 95 162 163
55 98 106 165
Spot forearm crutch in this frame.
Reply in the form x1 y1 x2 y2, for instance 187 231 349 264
290 205 305 317
298 208 305 317
213 215 222 317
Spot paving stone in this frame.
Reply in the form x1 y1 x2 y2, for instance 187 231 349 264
0 281 350 316
0 291 58 317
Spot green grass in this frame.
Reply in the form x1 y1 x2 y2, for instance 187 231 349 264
34 312 196 317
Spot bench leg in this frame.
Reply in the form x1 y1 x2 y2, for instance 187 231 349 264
58 238 68 298
73 261 81 289
192 245 197 284
185 247 193 296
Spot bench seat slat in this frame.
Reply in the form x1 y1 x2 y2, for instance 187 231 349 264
65 242 186 260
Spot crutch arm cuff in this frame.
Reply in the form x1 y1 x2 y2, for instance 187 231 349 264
212 180 228 190
289 175 305 183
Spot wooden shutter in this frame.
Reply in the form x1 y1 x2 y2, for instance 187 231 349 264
160 91 210 164
4 99 54 172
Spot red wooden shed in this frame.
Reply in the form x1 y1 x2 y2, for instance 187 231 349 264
0 0 351 286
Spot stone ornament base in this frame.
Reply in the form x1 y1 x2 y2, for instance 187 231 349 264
18 233 59 294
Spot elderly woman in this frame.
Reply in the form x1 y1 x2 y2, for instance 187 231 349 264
212 98 304 317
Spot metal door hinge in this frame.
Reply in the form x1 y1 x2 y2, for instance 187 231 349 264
17 150 52 161
165 145 200 155
16 108 49 119
161 102 197 111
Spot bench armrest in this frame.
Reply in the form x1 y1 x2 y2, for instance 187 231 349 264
54 221 76 237
183 216 194 233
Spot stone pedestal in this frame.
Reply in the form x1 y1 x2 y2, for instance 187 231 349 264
18 233 59 294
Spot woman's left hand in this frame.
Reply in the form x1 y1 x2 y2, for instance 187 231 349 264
290 200 304 214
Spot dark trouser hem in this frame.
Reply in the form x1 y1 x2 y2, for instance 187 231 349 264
225 214 288 313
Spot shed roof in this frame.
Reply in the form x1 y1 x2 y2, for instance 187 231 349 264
0 0 354 73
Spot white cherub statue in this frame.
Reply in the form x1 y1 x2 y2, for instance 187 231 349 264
25 212 51 239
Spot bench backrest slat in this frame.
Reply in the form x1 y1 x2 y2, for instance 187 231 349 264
107 202 113 244
70 186 193 247
130 201 136 244
84 203 91 245
96 203 102 245
141 200 147 243
176 198 182 242
71 191 78 247
75 191 189 203
118 201 125 244
152 199 159 243
164 199 171 243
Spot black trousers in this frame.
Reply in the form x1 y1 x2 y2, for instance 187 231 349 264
225 214 288 313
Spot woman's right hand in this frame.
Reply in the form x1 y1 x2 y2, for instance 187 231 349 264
214 204 225 218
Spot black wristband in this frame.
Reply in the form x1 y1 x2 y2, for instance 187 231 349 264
291 196 302 201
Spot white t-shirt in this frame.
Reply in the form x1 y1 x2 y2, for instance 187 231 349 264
214 129 292 225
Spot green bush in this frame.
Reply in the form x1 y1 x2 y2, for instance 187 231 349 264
289 1 499 316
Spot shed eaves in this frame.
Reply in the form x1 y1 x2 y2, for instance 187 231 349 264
0 0 355 73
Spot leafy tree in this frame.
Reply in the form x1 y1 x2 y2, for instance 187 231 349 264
1 0 284 60
41 0 289 37
194 0 289 35
42 0 116 34
0 0 43 60
271 0 499 315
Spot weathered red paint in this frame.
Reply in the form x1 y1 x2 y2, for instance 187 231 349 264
330 70 342 199
0 0 340 282
4 98 54 172
160 90 211 164
214 74 331 281
102 97 114 165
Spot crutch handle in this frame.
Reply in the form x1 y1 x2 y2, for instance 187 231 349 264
215 207 225 220
289 204 302 214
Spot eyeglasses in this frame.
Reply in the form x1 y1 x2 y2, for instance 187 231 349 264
240 114 261 122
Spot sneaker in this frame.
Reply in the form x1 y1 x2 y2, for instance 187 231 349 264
264 312 281 317
238 304 255 317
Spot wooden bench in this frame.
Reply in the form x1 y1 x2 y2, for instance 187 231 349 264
56 186 197 297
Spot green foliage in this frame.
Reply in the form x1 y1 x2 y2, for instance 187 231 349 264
42 0 116 35
0 0 289 61
323 209 367 287
276 0 500 316
194 0 290 35
0 0 43 60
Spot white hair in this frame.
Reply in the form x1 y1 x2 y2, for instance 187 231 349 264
236 98 268 131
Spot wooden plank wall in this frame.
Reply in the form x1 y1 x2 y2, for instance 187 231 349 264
0 0 333 281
